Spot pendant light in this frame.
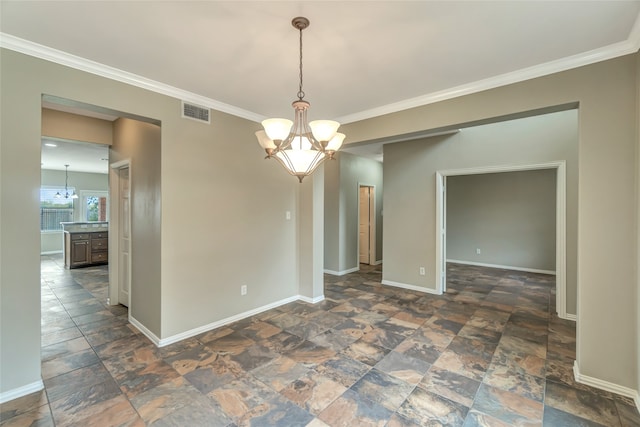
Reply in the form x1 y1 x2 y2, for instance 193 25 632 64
256 17 345 183
55 164 78 199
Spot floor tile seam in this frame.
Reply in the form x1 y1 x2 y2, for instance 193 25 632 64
41 350 103 382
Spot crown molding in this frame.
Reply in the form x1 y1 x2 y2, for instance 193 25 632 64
336 13 640 124
2 10 639 127
0 33 265 123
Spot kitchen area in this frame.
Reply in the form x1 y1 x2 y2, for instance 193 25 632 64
61 221 109 268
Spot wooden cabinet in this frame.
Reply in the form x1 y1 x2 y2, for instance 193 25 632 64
64 231 108 269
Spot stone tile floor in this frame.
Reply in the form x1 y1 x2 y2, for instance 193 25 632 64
1 255 639 426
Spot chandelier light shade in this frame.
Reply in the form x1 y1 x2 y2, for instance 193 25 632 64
256 17 345 183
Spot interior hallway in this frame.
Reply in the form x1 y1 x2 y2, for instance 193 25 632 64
1 256 639 426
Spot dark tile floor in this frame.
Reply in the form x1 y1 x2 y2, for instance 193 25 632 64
1 255 639 426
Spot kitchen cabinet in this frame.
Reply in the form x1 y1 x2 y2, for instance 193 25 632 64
64 231 108 269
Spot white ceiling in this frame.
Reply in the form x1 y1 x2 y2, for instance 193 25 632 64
41 138 109 174
3 1 640 167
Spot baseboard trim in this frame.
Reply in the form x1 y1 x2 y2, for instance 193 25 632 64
447 259 556 275
573 361 639 412
382 279 442 295
324 267 359 276
129 315 161 347
0 380 44 404
564 313 577 322
157 295 301 347
298 295 325 304
373 260 383 265
40 250 63 255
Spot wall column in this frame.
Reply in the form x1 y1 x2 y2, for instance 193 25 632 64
298 165 325 302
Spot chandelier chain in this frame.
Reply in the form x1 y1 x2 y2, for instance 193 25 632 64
297 25 305 100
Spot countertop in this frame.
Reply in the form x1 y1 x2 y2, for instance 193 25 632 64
61 222 109 233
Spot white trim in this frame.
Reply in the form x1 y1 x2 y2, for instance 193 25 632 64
298 295 325 304
565 313 577 322
109 160 132 309
574 361 639 412
0 380 44 404
382 279 442 295
336 36 640 124
129 315 161 347
4 17 639 126
40 250 63 255
157 295 300 347
446 259 556 276
324 267 359 276
0 34 264 123
436 161 568 320
373 259 383 265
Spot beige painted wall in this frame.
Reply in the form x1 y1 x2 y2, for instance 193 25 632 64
344 54 638 391
0 48 301 394
40 169 109 253
42 108 112 145
111 118 162 336
446 169 556 272
324 152 383 273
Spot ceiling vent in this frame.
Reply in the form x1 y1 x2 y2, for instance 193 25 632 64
182 101 210 124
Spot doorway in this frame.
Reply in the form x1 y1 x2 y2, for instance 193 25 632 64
358 185 376 265
435 161 569 319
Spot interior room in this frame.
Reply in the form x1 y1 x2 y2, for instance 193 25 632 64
1 2 639 426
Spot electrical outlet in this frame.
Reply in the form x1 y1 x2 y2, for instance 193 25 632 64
286 211 291 220
476 248 481 255
241 285 247 296
419 267 425 276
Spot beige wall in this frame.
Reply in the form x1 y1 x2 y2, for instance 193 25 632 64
42 108 112 145
344 54 638 391
0 48 301 395
446 169 557 272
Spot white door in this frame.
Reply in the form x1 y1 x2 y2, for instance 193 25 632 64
359 186 375 265
359 187 370 264
118 167 131 307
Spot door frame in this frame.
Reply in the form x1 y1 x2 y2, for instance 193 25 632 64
357 183 377 266
108 159 132 309
435 161 569 319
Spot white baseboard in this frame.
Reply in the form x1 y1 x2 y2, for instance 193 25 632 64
382 279 442 295
573 361 639 412
298 295 325 304
40 250 63 255
0 380 44 404
157 295 304 347
564 313 577 322
324 267 359 276
373 259 383 265
129 315 161 347
447 259 556 275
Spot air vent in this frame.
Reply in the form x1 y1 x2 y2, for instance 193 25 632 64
182 101 210 124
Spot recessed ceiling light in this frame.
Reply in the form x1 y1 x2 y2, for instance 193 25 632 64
45 143 57 147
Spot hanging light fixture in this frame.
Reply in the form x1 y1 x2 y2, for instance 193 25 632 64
256 17 345 183
55 164 78 199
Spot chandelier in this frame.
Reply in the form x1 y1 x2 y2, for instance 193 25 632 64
255 17 345 183
55 164 78 199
